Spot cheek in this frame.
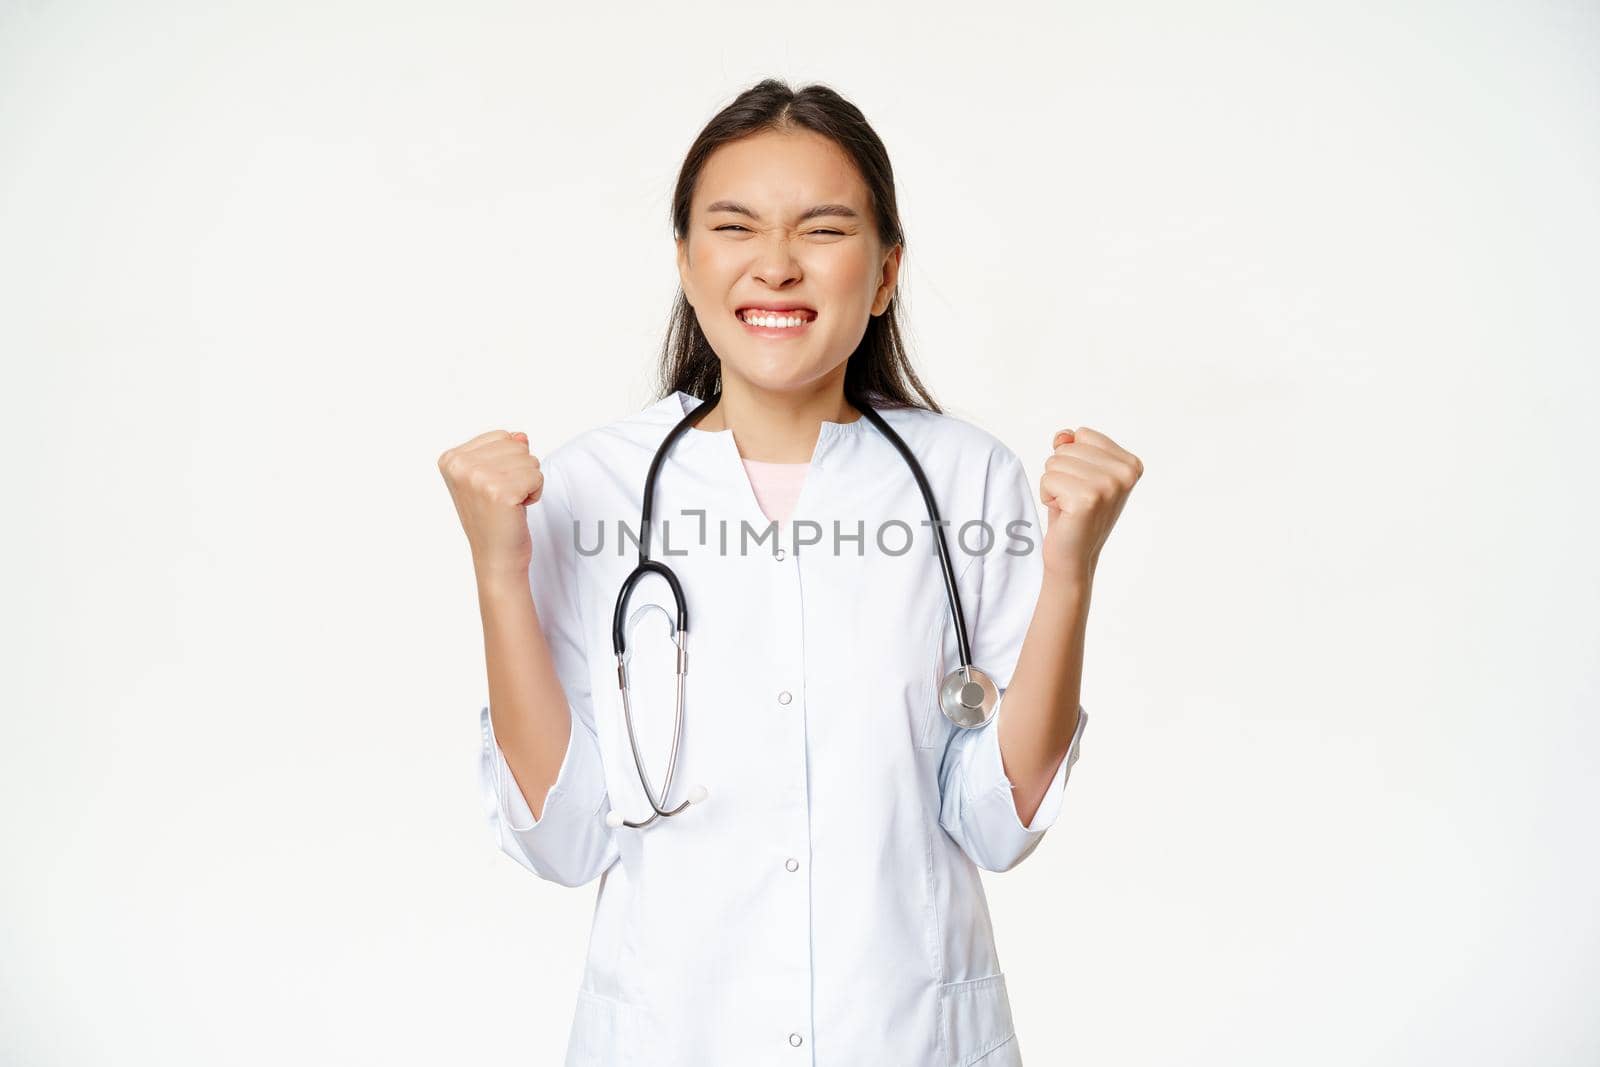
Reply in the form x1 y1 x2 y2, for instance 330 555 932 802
683 249 737 306
814 256 878 310
794 255 877 355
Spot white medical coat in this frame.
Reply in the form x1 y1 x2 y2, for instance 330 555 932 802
478 390 1089 1066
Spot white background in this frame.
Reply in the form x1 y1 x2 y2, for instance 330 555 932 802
2 1 1596 1063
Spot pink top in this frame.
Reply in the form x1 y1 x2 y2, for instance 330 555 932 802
740 458 809 524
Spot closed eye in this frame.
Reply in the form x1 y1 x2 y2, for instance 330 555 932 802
713 225 846 236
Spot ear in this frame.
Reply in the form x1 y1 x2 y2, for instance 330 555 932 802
872 243 903 316
675 235 694 304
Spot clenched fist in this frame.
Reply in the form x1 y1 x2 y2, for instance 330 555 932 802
438 429 544 580
1039 426 1144 583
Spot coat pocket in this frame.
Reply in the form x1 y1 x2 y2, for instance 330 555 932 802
564 986 643 1066
936 972 1020 1066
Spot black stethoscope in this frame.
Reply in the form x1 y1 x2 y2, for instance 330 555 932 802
605 390 997 830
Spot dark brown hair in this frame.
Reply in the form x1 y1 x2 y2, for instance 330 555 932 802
657 78 941 414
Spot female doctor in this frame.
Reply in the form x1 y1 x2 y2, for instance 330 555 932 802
439 79 1143 1066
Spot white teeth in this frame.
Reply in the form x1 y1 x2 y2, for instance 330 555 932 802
740 310 810 328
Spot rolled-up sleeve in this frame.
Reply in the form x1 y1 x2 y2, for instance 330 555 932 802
939 696 1088 872
937 446 1090 873
476 451 619 887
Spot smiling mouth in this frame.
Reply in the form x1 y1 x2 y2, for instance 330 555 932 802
736 308 817 333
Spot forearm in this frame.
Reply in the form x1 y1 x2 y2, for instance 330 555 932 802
477 567 572 821
995 570 1091 826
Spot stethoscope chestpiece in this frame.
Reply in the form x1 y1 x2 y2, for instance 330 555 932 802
938 665 999 730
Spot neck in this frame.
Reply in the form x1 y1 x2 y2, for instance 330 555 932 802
696 375 860 463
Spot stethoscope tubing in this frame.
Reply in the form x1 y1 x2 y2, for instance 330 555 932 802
852 402 974 671
607 389 986 828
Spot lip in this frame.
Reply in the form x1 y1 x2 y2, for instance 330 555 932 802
736 302 817 315
735 305 817 338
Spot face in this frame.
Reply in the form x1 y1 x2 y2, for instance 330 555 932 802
675 128 902 399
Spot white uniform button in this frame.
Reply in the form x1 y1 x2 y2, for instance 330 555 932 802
775 547 787 561
777 690 792 705
786 858 799 872
788 1033 803 1047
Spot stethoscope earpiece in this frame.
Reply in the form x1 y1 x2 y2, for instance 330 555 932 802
606 784 707 829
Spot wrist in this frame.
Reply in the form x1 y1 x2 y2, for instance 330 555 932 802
474 561 532 599
1041 562 1095 596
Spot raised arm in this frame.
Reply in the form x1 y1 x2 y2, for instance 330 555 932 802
999 424 1142 823
440 430 617 886
936 429 1140 873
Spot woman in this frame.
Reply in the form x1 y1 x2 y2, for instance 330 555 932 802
439 79 1142 1066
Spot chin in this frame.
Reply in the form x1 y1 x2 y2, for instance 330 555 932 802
733 361 837 395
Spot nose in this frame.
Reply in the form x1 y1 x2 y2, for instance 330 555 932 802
751 232 803 288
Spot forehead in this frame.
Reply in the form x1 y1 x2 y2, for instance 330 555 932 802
693 129 868 214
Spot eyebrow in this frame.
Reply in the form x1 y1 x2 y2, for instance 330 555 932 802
704 200 861 223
